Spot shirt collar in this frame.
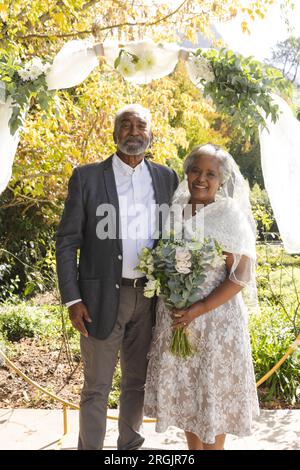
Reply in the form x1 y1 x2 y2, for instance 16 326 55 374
113 153 145 176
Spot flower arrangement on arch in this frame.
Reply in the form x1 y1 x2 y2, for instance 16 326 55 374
188 48 292 138
113 38 179 84
0 55 55 135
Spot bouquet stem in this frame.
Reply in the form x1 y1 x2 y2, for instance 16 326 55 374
171 327 194 358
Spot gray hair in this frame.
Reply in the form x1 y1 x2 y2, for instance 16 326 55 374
114 104 151 133
183 143 232 184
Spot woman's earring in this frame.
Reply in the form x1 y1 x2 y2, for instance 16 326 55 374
216 184 223 199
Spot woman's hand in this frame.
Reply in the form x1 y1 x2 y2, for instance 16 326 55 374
171 303 204 329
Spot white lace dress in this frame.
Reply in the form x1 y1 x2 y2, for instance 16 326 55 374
144 197 259 444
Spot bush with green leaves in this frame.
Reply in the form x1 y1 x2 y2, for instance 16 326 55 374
108 365 121 408
250 305 300 405
250 184 277 238
0 307 42 342
253 244 300 404
198 48 292 138
0 193 57 301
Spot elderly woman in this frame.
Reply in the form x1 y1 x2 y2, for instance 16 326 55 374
144 143 259 450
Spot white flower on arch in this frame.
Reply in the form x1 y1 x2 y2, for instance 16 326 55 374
18 57 51 82
185 53 215 88
108 38 180 84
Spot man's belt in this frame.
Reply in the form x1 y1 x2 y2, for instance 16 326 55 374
121 277 147 288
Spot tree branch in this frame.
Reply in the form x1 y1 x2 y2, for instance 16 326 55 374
24 0 100 33
16 0 189 40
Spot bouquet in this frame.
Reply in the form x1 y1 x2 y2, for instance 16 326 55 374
137 237 225 358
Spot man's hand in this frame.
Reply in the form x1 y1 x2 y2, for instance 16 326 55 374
68 301 92 337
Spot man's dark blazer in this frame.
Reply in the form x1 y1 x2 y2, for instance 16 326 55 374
56 155 179 339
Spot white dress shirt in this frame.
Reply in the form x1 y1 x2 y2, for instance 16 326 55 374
66 153 156 307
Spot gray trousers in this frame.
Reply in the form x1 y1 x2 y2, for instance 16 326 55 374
78 285 154 450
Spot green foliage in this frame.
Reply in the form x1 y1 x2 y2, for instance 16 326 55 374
0 307 42 342
0 302 78 346
250 305 300 404
256 244 300 332
252 244 300 404
198 48 292 138
229 128 264 187
0 196 57 301
250 183 277 237
108 364 121 409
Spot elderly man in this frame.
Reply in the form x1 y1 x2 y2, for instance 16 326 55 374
56 104 179 450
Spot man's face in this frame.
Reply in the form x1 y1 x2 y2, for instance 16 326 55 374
115 112 152 156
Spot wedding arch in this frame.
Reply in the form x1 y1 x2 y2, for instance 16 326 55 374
1 28 300 253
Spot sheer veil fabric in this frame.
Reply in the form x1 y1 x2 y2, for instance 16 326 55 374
259 94 300 253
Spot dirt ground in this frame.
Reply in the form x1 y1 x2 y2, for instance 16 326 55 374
0 336 299 410
0 337 83 409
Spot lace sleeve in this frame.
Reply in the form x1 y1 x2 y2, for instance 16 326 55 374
216 200 258 310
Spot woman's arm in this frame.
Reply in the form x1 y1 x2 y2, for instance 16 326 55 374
172 252 248 328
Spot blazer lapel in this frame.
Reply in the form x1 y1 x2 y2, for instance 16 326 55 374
103 155 122 252
145 158 163 205
145 159 168 248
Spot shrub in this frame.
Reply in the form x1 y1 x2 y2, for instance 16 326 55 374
0 307 41 342
249 305 300 404
250 184 277 239
108 363 121 409
252 244 300 404
0 193 57 302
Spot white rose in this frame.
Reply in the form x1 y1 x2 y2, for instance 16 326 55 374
175 247 191 263
175 247 192 274
176 264 191 274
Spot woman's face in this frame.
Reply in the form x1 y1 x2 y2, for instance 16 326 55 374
187 154 221 206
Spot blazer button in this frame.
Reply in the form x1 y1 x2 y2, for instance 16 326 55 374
118 254 122 260
116 284 120 289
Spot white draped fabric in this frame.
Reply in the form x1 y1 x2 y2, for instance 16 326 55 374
0 98 20 194
46 40 99 90
259 94 300 253
0 39 299 253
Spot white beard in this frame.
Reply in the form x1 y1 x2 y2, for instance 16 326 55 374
117 138 150 155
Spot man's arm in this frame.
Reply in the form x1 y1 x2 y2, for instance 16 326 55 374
56 168 93 337
56 167 85 304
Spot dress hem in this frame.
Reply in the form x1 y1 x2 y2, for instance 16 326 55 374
144 412 260 445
